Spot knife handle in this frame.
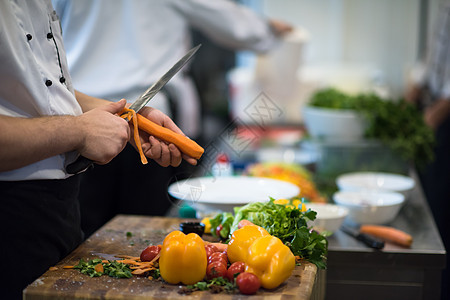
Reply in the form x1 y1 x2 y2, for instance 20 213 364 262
356 233 385 249
66 156 94 174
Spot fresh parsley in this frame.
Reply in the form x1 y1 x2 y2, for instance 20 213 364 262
73 258 133 278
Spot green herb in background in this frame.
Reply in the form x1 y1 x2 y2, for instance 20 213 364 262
310 88 357 109
309 88 435 168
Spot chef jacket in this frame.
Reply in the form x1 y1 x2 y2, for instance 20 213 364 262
0 0 82 181
52 0 280 137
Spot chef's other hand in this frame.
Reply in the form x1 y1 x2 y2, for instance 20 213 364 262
269 19 293 36
133 106 198 167
76 99 130 164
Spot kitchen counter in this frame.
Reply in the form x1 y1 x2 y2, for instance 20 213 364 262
326 172 446 300
24 216 324 299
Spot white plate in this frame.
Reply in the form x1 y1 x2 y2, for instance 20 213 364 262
336 172 415 198
168 176 299 214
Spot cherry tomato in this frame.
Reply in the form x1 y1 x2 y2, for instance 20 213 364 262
226 261 245 281
236 272 261 295
205 244 219 258
140 245 161 262
208 252 227 266
206 261 228 280
215 224 223 237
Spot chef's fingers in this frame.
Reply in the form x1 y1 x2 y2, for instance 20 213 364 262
168 144 182 167
147 136 162 159
146 136 172 167
158 142 171 167
182 154 198 166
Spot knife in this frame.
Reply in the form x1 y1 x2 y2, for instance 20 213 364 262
66 44 201 174
341 224 385 250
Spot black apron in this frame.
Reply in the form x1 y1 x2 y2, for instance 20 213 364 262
0 175 83 300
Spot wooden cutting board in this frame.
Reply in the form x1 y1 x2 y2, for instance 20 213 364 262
24 215 322 299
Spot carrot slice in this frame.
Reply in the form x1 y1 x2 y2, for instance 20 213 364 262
63 265 75 269
360 225 413 247
135 113 204 159
94 263 104 273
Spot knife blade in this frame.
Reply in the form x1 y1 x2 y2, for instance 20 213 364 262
66 44 201 174
341 224 385 250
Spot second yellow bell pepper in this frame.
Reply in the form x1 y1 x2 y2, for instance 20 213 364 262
245 235 295 289
227 224 295 289
159 231 207 285
227 225 269 263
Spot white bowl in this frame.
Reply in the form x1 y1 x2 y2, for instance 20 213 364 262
336 172 415 199
305 203 348 234
333 190 405 224
302 106 368 141
168 176 299 215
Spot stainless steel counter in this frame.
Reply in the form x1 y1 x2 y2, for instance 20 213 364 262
326 171 446 300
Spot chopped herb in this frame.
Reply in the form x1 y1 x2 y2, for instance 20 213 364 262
126 231 133 238
185 277 236 294
73 258 132 278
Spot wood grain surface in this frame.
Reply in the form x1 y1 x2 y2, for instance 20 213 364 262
24 215 319 299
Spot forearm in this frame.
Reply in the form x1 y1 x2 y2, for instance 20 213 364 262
0 115 83 172
424 98 450 130
75 90 110 112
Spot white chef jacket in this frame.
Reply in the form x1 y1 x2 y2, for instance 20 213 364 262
0 0 82 181
52 0 279 137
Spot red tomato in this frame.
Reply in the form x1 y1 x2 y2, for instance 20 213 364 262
236 272 261 295
215 224 223 237
205 244 219 258
208 252 228 266
226 261 245 281
140 245 161 262
206 261 227 280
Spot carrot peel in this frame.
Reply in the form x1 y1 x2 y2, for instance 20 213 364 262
120 108 148 165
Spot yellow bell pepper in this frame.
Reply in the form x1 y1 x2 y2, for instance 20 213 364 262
273 198 290 205
200 217 211 233
227 225 269 263
245 235 295 289
227 224 295 289
159 231 207 285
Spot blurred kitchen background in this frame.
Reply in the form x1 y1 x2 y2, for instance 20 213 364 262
194 0 440 136
188 0 443 187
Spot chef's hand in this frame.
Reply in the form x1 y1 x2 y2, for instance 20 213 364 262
269 19 293 36
76 99 130 164
130 105 198 167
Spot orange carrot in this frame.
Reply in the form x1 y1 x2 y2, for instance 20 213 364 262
360 225 413 247
238 220 255 229
136 114 204 159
